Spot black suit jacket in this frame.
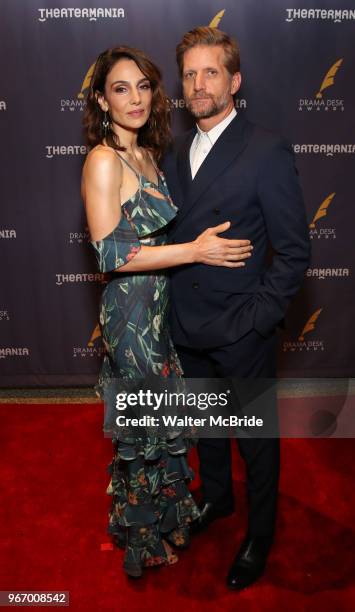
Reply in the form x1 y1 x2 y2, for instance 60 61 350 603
162 112 311 349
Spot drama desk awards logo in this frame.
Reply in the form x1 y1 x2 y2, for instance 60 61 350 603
298 59 344 112
309 192 336 240
60 62 95 112
68 226 90 245
73 323 104 358
283 308 325 352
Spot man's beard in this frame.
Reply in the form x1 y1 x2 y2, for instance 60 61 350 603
185 91 230 119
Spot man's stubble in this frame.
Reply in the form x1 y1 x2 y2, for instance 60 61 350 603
184 87 231 120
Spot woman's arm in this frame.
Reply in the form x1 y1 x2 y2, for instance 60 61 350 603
118 224 251 271
82 146 123 242
82 147 252 271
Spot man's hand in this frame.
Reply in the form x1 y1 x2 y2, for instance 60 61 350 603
193 221 253 267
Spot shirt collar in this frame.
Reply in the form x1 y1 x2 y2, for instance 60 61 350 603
196 107 237 145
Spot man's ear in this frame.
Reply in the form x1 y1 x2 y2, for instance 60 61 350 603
231 72 241 96
96 92 109 113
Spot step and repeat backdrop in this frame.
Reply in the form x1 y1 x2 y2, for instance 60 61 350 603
1 1 354 385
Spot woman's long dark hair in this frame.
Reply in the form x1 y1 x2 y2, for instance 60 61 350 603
83 46 172 161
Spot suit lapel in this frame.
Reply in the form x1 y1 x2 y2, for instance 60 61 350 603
176 129 195 205
175 114 250 227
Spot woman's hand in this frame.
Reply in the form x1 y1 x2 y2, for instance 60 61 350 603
193 221 253 267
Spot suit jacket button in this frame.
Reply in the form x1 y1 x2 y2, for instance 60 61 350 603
213 208 220 215
192 282 199 289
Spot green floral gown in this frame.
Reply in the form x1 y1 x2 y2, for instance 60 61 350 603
90 152 200 575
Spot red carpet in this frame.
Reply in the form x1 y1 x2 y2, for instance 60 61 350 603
0 401 354 611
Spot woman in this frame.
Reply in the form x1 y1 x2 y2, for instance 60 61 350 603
81 46 252 578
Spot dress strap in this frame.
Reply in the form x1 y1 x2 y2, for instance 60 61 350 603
115 151 140 179
146 149 159 175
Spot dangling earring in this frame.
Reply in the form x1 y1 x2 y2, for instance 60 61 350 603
102 111 110 135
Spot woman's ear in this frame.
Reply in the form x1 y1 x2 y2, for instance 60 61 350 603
96 92 109 113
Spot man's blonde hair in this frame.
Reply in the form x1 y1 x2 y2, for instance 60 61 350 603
176 26 240 76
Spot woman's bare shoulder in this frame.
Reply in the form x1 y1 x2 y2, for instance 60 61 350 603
83 144 122 180
84 143 118 166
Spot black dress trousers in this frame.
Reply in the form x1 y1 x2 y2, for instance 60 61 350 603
176 328 280 538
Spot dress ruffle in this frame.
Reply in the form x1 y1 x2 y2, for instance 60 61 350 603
106 436 200 569
123 173 178 238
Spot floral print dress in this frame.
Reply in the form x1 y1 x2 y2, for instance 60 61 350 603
90 152 200 576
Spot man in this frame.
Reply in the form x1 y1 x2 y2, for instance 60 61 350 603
162 27 311 590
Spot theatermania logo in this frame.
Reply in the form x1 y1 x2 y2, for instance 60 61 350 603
0 347 30 359
38 7 125 22
293 143 355 156
73 323 104 358
59 62 96 112
307 267 350 280
46 145 88 158
298 59 344 112
286 8 355 23
0 228 16 239
55 273 105 286
283 308 325 352
171 97 247 111
309 192 336 240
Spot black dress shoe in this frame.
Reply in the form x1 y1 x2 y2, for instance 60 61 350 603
226 535 273 591
191 501 234 534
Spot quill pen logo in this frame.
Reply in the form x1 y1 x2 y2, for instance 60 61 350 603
309 193 334 228
73 323 103 358
78 63 96 100
209 9 225 27
316 59 343 98
283 309 325 352
59 63 95 112
309 193 336 240
298 59 344 112
298 309 322 341
88 324 101 347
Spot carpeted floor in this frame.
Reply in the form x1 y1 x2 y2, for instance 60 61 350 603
0 400 354 611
